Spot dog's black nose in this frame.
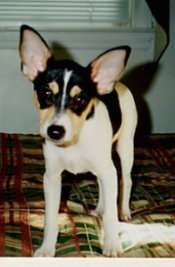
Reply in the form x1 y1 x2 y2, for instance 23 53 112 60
47 125 65 140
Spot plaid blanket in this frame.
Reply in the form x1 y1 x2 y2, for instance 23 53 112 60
0 133 175 257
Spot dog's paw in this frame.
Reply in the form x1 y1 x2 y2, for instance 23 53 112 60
34 245 55 257
103 236 122 257
120 208 131 221
90 208 103 217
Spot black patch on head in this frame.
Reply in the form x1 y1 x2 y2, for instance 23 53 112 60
99 90 122 134
33 58 96 116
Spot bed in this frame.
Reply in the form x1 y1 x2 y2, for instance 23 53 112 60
0 133 174 257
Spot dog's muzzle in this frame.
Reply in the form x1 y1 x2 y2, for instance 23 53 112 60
47 125 65 140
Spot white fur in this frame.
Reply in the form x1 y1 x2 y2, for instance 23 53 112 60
19 25 137 257
34 83 137 257
60 69 72 112
115 83 137 220
40 111 73 145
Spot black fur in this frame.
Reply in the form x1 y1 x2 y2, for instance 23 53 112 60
99 90 122 135
33 58 121 128
33 58 97 118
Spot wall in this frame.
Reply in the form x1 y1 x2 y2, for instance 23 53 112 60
0 30 154 134
144 0 175 133
0 1 174 134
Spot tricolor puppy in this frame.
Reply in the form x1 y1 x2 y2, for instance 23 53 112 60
19 25 137 257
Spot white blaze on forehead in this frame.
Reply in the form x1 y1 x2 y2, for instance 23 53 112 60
60 69 72 112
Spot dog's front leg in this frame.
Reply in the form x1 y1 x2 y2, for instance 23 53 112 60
97 163 122 257
34 171 62 257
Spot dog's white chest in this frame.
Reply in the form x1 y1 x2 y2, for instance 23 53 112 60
60 148 88 174
44 141 90 175
43 101 113 176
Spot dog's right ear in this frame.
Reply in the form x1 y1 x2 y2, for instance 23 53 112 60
89 47 131 95
19 25 52 81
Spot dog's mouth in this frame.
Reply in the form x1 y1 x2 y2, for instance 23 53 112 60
39 110 84 148
56 137 78 147
43 130 79 148
55 137 78 147
47 138 78 148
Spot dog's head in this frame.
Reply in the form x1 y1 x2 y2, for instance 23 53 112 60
19 25 130 147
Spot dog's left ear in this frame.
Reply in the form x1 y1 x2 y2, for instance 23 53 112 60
19 25 52 81
89 47 131 95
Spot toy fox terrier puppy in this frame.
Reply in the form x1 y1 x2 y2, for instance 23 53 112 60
19 25 137 257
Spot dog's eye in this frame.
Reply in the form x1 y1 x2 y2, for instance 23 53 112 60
44 90 54 105
45 90 52 98
75 95 82 103
69 93 88 113
37 89 54 108
72 94 84 105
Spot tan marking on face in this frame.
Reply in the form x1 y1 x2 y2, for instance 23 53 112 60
64 98 96 146
33 91 55 132
48 81 59 94
39 106 56 128
69 85 82 98
33 91 40 110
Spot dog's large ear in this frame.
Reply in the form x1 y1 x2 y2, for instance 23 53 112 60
89 47 131 95
19 25 52 81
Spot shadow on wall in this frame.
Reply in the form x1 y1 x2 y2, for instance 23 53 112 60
122 62 160 143
51 41 74 60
